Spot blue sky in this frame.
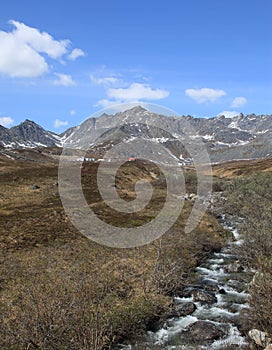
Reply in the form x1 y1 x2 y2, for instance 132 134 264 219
0 0 271 131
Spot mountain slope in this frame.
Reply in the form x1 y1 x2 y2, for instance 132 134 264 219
0 120 62 148
1 107 271 163
65 107 272 163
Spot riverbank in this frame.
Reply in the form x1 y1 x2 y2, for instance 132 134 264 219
114 171 272 350
113 209 255 349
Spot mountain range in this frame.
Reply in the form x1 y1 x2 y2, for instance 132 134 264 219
0 106 271 163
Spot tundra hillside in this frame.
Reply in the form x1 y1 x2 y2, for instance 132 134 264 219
0 151 226 350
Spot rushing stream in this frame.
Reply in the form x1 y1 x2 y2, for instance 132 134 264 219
115 214 253 350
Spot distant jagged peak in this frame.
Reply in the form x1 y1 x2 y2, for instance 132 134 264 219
216 111 240 119
13 119 44 130
115 105 149 116
21 118 39 125
127 105 148 113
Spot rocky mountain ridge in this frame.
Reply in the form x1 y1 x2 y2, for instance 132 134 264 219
0 119 62 149
1 106 271 163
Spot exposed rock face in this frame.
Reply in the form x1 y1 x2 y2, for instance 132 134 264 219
65 107 272 163
0 125 14 145
0 120 62 148
1 107 272 163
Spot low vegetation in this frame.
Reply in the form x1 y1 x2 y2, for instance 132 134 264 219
0 158 226 350
224 172 272 337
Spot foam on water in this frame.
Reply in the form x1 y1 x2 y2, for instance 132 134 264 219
152 315 199 344
116 214 250 350
211 324 248 349
196 266 226 277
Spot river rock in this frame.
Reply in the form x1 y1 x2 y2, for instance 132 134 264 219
29 184 40 190
178 285 200 298
181 321 224 342
178 287 194 298
202 279 220 293
219 288 227 294
224 262 244 273
193 290 217 304
171 302 197 317
227 279 247 293
145 316 163 333
248 329 272 347
265 345 272 350
232 308 254 335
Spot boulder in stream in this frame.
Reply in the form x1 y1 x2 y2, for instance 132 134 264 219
265 345 272 350
170 302 197 317
180 320 224 342
193 289 217 304
224 261 244 273
248 329 272 348
202 279 220 293
233 308 254 335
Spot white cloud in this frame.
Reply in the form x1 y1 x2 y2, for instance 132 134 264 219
0 116 14 127
107 83 169 101
217 110 240 118
10 20 70 58
231 96 247 108
90 74 119 86
53 73 76 86
70 110 76 115
0 20 84 78
67 48 85 60
54 119 69 128
185 88 226 103
0 30 49 77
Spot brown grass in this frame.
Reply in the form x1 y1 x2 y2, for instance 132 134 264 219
0 154 226 349
212 157 272 179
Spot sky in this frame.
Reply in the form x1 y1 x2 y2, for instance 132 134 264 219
0 0 271 132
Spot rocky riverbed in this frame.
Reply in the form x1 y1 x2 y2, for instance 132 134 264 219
114 214 254 350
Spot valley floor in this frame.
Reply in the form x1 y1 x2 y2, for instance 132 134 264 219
0 151 271 349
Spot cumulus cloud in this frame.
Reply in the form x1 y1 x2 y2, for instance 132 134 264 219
0 30 48 77
231 96 247 108
217 110 240 118
95 82 169 108
53 73 76 86
0 116 14 127
185 88 226 103
107 83 169 101
10 20 69 58
0 20 84 78
70 110 76 115
54 119 69 128
67 48 85 60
